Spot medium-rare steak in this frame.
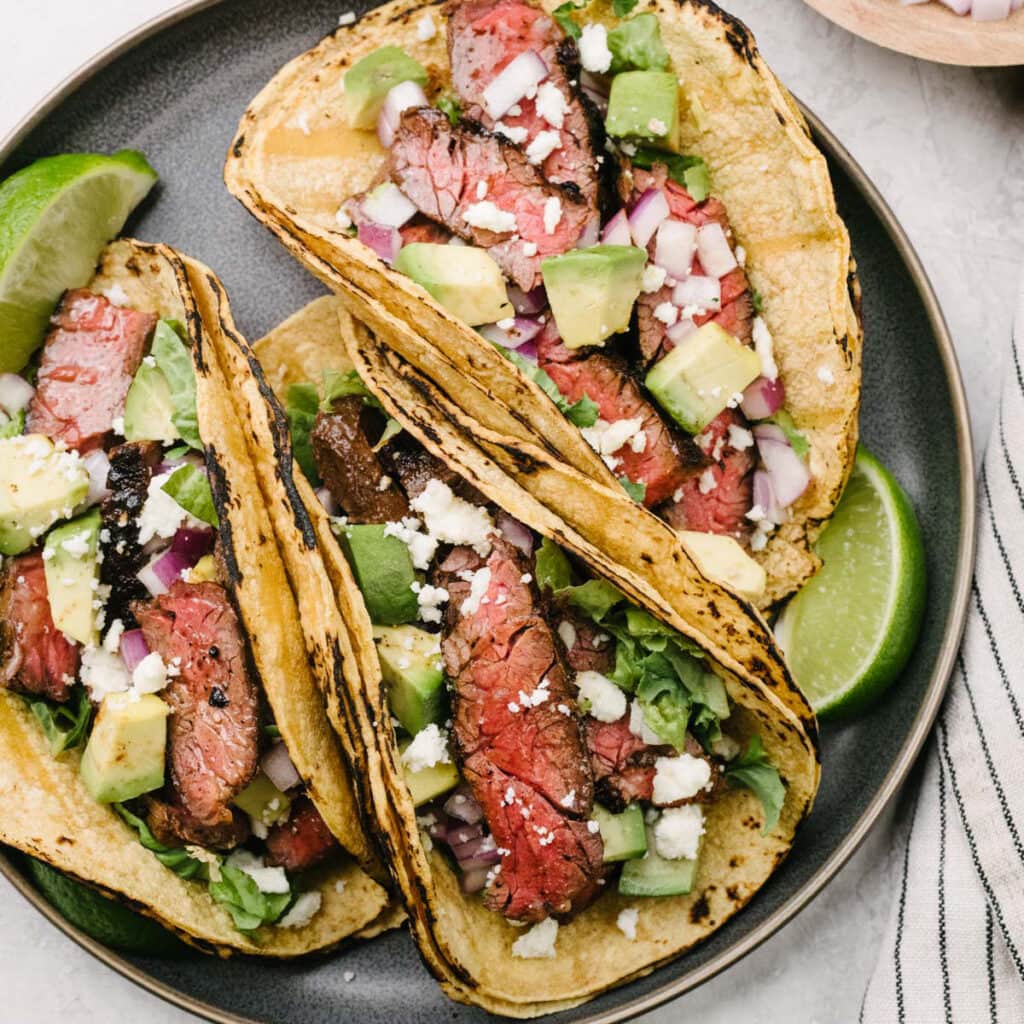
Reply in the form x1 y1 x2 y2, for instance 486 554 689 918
549 599 615 675
265 797 339 872
26 290 154 453
134 581 259 839
100 441 163 626
446 0 603 212
147 796 249 850
0 552 79 703
536 325 706 508
586 715 667 810
389 108 590 291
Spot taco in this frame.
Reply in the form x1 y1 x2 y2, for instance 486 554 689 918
210 295 819 1014
0 238 392 954
224 0 862 608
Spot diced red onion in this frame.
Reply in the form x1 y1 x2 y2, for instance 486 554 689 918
427 814 451 842
741 376 786 420
359 222 402 264
628 189 670 248
665 317 698 346
461 867 490 894
972 0 1010 18
262 741 303 792
451 833 500 867
696 223 738 278
601 209 631 247
482 50 548 119
479 317 542 350
496 512 535 555
753 424 810 508
152 549 192 589
446 821 483 847
315 486 340 515
171 527 215 563
672 275 721 310
377 80 428 148
81 449 111 507
515 340 538 363
752 469 783 525
507 284 547 315
137 554 176 597
577 216 601 249
119 629 151 672
444 785 484 824
360 183 417 228
0 373 34 416
654 220 697 279
937 0 970 10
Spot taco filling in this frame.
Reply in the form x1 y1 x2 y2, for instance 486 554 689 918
333 0 811 562
290 364 785 932
0 287 342 936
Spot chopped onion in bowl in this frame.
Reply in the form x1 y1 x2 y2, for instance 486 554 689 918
377 80 428 148
601 209 631 247
741 376 786 420
654 220 697 279
628 189 670 248
482 50 548 120
753 424 810 508
672 274 720 310
81 449 111 507
262 741 303 792
507 284 547 315
0 373 34 416
360 182 417 228
358 222 402 264
479 317 542 350
119 629 151 672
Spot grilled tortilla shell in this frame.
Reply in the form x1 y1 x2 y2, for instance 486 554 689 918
0 241 391 955
211 296 820 1013
224 0 862 607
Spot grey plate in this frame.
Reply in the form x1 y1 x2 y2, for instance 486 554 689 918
0 2 974 1021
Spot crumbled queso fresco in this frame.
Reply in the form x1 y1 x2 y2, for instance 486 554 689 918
575 670 627 723
616 906 639 941
463 200 517 234
409 479 494 556
653 805 705 860
578 23 612 73
512 917 559 959
652 753 712 803
401 723 452 773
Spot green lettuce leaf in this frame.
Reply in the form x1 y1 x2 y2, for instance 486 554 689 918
724 736 785 833
162 464 219 527
630 148 711 203
0 409 25 439
500 347 598 426
437 95 462 124
320 368 377 410
535 537 573 592
608 14 669 72
208 864 293 934
24 686 92 756
114 804 208 880
285 382 322 487
618 476 647 503
552 0 584 37
565 393 599 428
151 320 202 451
612 0 639 15
768 409 810 458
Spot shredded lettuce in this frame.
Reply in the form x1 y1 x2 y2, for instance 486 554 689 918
751 289 764 315
534 538 622 620
552 0 585 37
114 804 208 880
768 409 810 458
151 320 202 451
285 382 322 487
724 736 786 833
437 95 462 125
618 476 646 503
500 348 599 427
630 148 710 203
320 368 377 410
162 464 219 527
24 686 92 756
0 409 25 439
608 14 669 72
612 0 639 15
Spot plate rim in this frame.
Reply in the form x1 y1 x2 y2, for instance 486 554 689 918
0 3 977 1022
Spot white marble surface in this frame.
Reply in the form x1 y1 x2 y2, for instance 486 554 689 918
1 1 1020 1022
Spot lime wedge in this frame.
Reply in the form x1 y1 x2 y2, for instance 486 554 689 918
774 446 926 718
0 151 158 373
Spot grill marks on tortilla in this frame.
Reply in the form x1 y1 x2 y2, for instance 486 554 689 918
437 537 603 922
389 108 590 291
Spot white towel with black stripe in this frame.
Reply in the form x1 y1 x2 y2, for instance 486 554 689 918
861 278 1024 1023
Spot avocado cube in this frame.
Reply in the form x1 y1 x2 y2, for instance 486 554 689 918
645 322 761 434
233 771 292 826
592 803 647 863
343 46 428 130
43 509 102 646
400 745 461 807
80 693 170 804
124 361 179 444
374 625 447 735
606 71 679 149
618 828 700 897
339 523 421 625
394 244 514 327
0 434 90 555
541 246 647 350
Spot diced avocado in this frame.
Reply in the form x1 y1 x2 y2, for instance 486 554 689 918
592 803 647 863
184 554 218 584
374 624 446 735
339 523 421 625
645 322 761 434
233 771 292 827
606 71 679 149
607 14 670 73
394 244 514 327
124 360 178 444
43 509 101 646
618 829 700 897
541 246 646 350
0 434 90 555
343 46 428 130
400 741 461 806
80 693 169 804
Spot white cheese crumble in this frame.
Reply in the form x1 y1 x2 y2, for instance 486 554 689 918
576 670 627 723
652 754 712 804
494 121 529 144
138 472 187 545
746 504 766 523
526 130 562 165
727 424 755 450
752 316 778 380
535 81 568 128
543 195 562 235
383 517 438 570
734 245 747 266
401 723 452 773
411 581 450 624
580 417 645 459
279 891 323 928
641 264 667 293
557 620 577 651
101 283 131 306
103 619 125 654
697 468 718 495
653 302 679 326
511 917 559 959
80 645 131 701
817 365 835 384
475 179 489 200
653 805 705 860
410 479 495 556
464 200 517 234
338 11 356 25
460 566 492 616
617 907 639 940
377 475 392 492
415 12 436 40
628 699 664 744
578 23 612 73
131 652 168 695
647 118 667 136
226 850 290 894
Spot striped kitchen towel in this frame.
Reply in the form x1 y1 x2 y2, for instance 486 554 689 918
861 277 1024 1023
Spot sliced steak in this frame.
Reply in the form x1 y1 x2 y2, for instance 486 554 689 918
311 396 410 522
389 108 591 291
146 797 249 850
446 0 603 211
586 715 669 811
626 164 754 365
536 324 706 508
399 216 452 246
26 290 154 453
0 553 78 703
134 581 259 839
384 442 486 506
549 599 614 675
660 408 754 542
100 441 163 626
265 796 340 872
